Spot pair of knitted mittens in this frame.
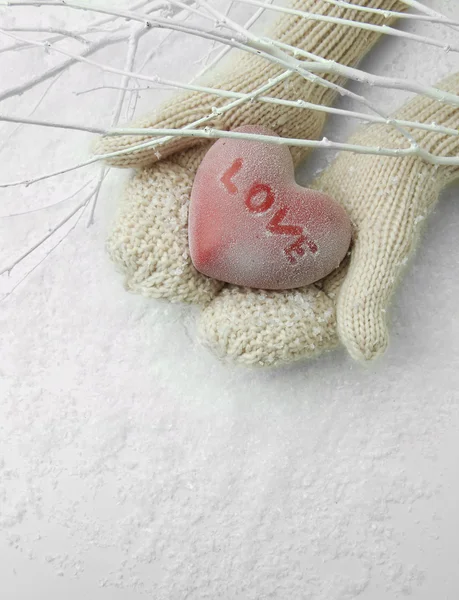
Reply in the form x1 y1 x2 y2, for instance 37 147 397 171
94 0 459 367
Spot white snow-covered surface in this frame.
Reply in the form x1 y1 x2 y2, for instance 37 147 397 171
1 2 459 599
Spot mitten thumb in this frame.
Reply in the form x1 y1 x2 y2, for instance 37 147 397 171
317 72 459 361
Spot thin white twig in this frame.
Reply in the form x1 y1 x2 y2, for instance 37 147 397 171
86 167 107 226
74 85 161 95
2 102 456 146
0 70 64 153
2 119 454 191
235 0 459 52
0 196 90 275
0 34 129 103
320 0 459 26
166 0 214 22
85 23 144 225
0 0 152 53
0 156 100 188
0 180 95 218
3 27 90 43
112 25 144 129
132 0 197 86
399 0 458 23
195 0 234 71
0 114 103 134
190 0 272 82
101 126 459 166
135 29 176 74
71 0 162 35
0 199 90 302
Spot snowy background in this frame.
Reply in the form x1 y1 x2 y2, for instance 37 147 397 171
1 1 459 598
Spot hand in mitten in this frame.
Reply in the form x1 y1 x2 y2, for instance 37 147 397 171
94 1 457 366
198 72 459 365
319 72 459 361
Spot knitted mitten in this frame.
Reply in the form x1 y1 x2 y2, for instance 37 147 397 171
94 1 458 366
199 72 459 365
321 72 459 361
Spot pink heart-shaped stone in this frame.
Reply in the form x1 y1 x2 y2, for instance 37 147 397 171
189 125 352 290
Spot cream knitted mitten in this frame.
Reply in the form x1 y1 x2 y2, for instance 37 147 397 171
95 1 458 366
198 72 459 365
321 72 459 361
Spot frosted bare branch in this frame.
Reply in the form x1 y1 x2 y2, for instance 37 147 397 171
0 0 458 284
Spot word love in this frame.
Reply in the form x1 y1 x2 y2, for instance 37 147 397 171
221 157 318 265
188 125 352 290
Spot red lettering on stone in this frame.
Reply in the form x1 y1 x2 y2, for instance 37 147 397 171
221 158 243 194
305 237 318 254
284 235 318 264
267 206 303 237
245 183 275 214
220 164 319 267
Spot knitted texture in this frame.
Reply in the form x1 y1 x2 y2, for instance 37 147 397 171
198 285 338 366
318 72 459 361
107 148 223 304
98 0 405 308
95 1 458 366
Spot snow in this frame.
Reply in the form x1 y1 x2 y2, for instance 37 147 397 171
1 2 459 599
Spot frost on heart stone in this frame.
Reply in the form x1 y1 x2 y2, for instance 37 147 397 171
188 125 352 290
